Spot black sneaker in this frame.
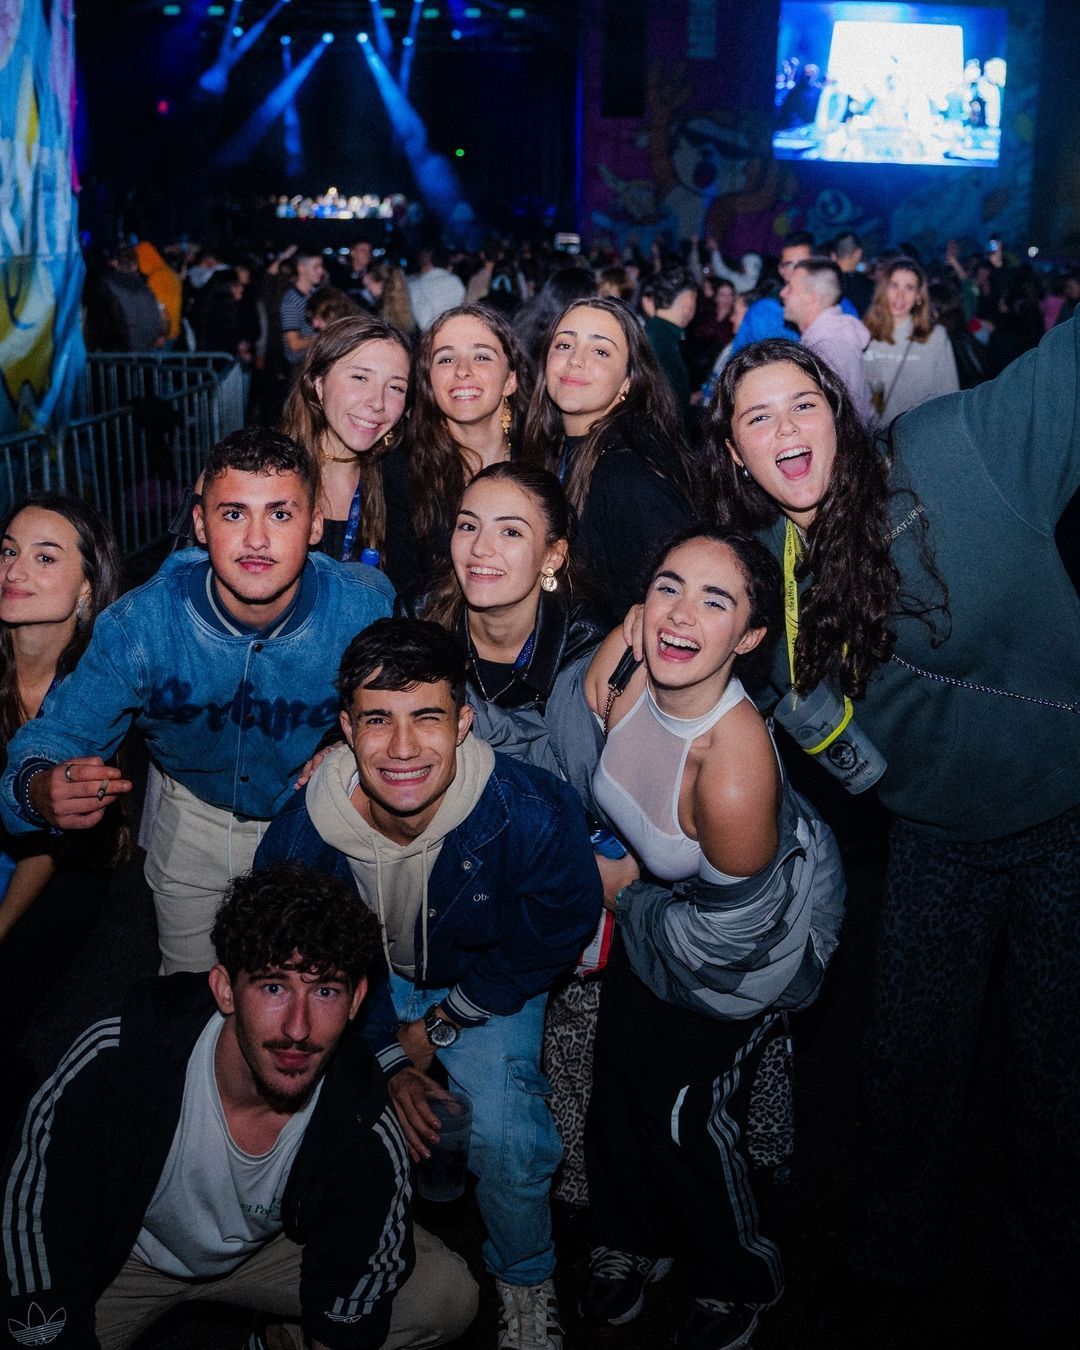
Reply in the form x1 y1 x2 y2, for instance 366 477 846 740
676 1298 759 1350
580 1246 674 1325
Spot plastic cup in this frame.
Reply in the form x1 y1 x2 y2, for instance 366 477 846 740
416 1091 473 1202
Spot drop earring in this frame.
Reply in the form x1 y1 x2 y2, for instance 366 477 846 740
500 397 512 437
741 465 752 482
540 566 558 593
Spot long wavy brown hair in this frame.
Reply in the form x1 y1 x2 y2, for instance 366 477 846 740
407 304 535 546
708 339 948 699
864 257 933 344
521 297 695 515
280 315 412 557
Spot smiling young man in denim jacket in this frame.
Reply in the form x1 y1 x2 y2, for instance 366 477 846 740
0 427 393 973
256 618 602 1350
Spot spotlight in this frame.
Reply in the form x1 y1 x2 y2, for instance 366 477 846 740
454 147 465 157
232 25 243 37
451 28 461 39
322 31 335 42
280 33 291 45
357 30 369 42
402 34 414 45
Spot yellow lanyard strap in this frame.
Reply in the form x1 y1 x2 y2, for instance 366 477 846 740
783 519 855 755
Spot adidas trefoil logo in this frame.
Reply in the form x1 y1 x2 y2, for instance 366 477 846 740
9 1303 67 1345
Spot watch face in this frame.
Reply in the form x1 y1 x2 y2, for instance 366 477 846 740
425 1010 458 1047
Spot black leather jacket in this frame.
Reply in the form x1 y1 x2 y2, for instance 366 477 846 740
397 585 608 716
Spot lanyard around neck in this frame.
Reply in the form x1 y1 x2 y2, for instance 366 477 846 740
783 518 855 755
341 482 363 561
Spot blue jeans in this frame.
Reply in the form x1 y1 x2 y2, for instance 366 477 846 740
389 973 561 1285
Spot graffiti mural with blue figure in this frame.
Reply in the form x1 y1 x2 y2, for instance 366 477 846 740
0 0 85 437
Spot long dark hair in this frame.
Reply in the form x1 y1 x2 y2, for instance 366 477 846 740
420 461 576 631
708 339 946 699
407 304 535 545
521 297 694 516
280 314 411 557
0 493 122 747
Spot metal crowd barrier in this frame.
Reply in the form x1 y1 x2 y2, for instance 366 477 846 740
0 353 244 556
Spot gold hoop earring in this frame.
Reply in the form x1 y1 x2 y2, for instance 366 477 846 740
540 566 558 593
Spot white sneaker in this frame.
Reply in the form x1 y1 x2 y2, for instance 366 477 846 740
496 1277 564 1350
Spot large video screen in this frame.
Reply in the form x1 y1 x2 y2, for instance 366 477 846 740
773 3 1007 167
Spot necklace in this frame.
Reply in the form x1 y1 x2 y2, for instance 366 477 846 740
320 449 357 464
465 625 535 702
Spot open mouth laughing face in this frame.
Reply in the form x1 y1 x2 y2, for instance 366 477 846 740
725 359 838 531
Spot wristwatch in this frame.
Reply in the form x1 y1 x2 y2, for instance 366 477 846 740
423 1004 459 1049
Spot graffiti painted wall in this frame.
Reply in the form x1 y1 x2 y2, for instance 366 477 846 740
581 0 1043 260
1 0 85 437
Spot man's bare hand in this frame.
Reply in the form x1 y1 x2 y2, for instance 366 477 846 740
396 1017 435 1074
387 1067 452 1162
293 744 335 791
28 758 132 830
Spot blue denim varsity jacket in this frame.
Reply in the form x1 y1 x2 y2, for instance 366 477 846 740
0 549 393 831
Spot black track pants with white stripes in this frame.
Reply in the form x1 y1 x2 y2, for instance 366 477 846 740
584 936 783 1306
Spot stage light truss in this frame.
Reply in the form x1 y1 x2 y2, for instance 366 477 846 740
157 0 541 51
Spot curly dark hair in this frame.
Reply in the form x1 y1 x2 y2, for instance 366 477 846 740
211 863 379 985
407 304 536 547
202 426 318 506
708 339 947 699
336 616 468 712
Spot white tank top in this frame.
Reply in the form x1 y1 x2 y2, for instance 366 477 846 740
593 676 749 883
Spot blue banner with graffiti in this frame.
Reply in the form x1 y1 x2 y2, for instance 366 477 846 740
1 0 85 437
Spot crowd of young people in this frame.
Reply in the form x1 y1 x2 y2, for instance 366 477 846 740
2 227 1077 1350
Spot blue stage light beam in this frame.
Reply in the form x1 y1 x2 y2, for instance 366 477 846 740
360 40 464 222
199 0 290 94
399 0 422 94
216 36 327 169
369 0 394 62
280 41 303 178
